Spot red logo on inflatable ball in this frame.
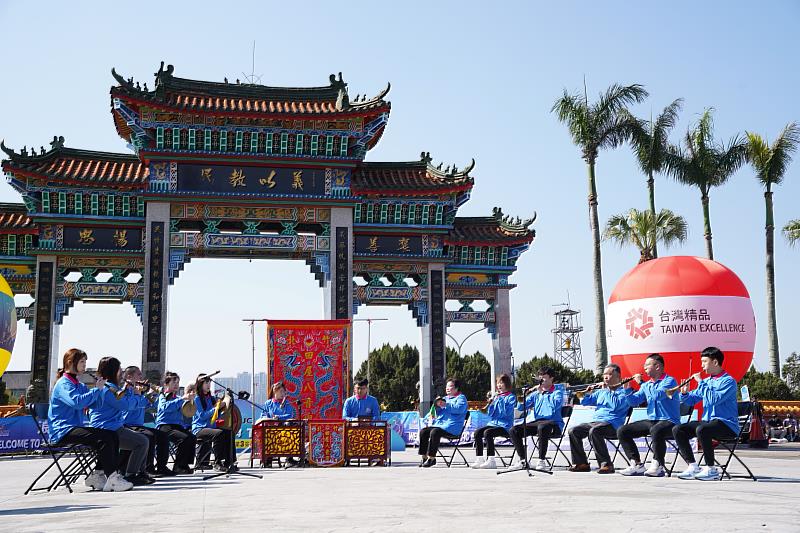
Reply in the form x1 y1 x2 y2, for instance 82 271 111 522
625 308 654 340
607 256 755 382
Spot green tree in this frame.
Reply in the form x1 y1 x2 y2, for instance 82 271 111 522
784 219 800 244
782 352 800 393
552 82 648 371
739 367 796 401
516 354 598 390
603 208 688 263
745 122 800 376
629 98 683 258
445 348 491 402
665 109 747 260
0 379 8 405
354 343 418 411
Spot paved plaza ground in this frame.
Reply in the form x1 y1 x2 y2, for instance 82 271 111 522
0 445 798 532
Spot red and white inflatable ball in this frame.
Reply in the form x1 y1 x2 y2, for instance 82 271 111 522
607 256 755 382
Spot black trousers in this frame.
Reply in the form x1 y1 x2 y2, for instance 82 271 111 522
124 425 162 469
58 427 119 477
672 419 738 467
157 424 196 469
617 419 675 465
473 426 509 456
418 426 458 456
569 422 617 466
510 420 561 461
195 428 233 466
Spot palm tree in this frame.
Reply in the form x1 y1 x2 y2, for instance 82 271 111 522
746 122 800 376
785 219 800 245
552 82 648 371
665 109 747 260
603 208 688 263
629 99 683 258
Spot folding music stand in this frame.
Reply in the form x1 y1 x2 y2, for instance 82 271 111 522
201 380 262 481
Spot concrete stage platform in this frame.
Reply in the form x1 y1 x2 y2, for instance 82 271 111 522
0 446 798 532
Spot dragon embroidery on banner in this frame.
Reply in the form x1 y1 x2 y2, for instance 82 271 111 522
280 352 304 401
315 353 340 419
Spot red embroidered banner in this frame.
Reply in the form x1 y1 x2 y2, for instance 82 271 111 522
267 319 350 420
308 420 345 467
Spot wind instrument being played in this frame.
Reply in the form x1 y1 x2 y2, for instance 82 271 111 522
665 375 699 399
573 376 636 401
86 371 127 399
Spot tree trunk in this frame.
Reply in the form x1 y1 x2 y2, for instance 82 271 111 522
648 172 658 258
701 191 714 260
765 190 780 376
587 162 608 372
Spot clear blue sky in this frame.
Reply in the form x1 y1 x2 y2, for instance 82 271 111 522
1 1 798 383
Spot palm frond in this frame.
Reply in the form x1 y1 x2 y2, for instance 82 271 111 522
592 84 649 126
631 98 683 175
784 219 800 245
603 208 688 260
747 122 800 187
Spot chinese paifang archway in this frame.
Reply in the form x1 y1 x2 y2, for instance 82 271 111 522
0 63 535 412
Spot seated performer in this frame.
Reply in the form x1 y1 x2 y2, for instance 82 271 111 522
617 353 681 477
506 367 565 471
192 373 234 472
48 348 132 492
342 378 381 421
568 363 632 474
672 346 739 481
154 371 197 475
471 373 517 469
418 378 467 468
784 414 798 442
121 365 161 476
89 357 154 486
261 381 297 420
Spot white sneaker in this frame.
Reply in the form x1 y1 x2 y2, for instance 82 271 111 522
470 456 485 469
102 472 133 492
677 463 700 480
535 459 550 470
508 459 528 470
645 462 665 477
84 471 107 491
477 457 497 469
694 466 722 481
620 463 646 476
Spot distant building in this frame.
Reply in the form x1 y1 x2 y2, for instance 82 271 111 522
214 372 268 407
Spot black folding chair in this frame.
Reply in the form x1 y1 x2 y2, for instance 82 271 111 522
25 405 98 495
641 403 694 472
529 406 574 470
708 402 757 481
587 407 634 468
436 412 471 467
667 402 756 481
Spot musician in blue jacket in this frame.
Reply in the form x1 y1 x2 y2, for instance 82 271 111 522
471 373 517 470
506 367 566 471
617 353 681 477
673 347 740 481
262 381 297 420
568 363 633 474
154 371 196 475
121 365 161 476
88 357 153 486
342 378 380 421
48 348 131 492
418 378 468 468
192 373 233 472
